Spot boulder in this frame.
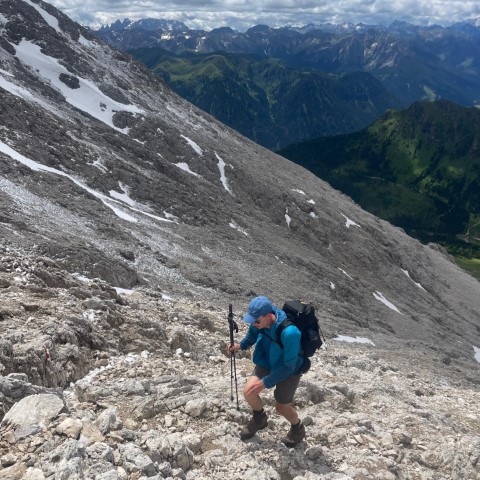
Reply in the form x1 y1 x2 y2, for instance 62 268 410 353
1 393 65 427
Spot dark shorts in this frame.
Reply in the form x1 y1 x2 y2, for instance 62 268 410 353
253 365 301 404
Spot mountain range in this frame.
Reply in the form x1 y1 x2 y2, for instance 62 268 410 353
128 47 401 149
0 1 479 477
94 18 480 107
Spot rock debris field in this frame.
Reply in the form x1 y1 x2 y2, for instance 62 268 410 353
0 246 479 480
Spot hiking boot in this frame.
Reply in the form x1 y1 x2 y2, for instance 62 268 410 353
282 420 305 447
240 410 268 440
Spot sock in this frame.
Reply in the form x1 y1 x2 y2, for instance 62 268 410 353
253 408 265 414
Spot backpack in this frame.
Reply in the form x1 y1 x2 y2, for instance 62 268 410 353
276 300 325 372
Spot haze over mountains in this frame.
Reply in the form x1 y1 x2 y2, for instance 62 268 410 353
92 17 480 154
0 1 479 478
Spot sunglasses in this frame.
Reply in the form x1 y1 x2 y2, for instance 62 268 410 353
252 313 270 326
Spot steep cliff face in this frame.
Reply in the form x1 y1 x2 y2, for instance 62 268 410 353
0 0 479 363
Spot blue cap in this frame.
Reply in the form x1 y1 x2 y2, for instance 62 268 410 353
243 296 273 324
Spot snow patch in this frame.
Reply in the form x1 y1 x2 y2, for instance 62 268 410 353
338 268 353 280
175 162 201 177
215 152 233 194
114 287 135 295
23 0 61 34
309 212 317 218
333 335 375 346
109 183 136 207
0 68 14 78
90 158 108 173
373 291 402 315
229 220 248 236
292 188 305 195
163 212 178 221
0 141 174 224
77 364 113 384
474 346 480 363
402 269 427 291
341 213 360 228
72 273 91 283
0 74 36 100
285 208 291 227
14 40 142 133
181 135 203 155
78 35 95 47
0 72 58 114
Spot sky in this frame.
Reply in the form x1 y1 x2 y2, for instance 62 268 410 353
47 0 480 31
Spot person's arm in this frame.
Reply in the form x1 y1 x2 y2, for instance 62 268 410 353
262 325 301 388
239 325 259 351
227 325 259 355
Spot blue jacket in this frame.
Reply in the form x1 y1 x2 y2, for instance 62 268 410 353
239 306 304 388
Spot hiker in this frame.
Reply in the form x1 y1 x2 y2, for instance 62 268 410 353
227 295 306 447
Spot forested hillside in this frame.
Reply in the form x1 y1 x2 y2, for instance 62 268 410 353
130 48 401 149
279 100 480 276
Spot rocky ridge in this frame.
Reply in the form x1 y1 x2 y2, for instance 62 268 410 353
0 245 479 479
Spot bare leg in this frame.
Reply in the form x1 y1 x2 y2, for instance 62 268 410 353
243 375 264 411
240 377 269 440
275 402 299 424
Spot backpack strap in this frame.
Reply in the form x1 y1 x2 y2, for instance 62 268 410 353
259 319 291 348
275 319 292 349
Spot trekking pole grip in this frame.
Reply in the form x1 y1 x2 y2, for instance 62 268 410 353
228 304 238 346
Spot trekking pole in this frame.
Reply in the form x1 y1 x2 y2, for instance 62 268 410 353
228 304 239 410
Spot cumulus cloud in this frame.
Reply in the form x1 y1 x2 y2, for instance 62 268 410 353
48 0 480 30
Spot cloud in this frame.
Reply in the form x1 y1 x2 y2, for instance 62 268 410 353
48 0 480 30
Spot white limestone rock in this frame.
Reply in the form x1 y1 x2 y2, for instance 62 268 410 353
2 394 65 428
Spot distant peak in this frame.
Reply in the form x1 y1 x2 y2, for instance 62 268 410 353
210 27 235 34
246 24 270 34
